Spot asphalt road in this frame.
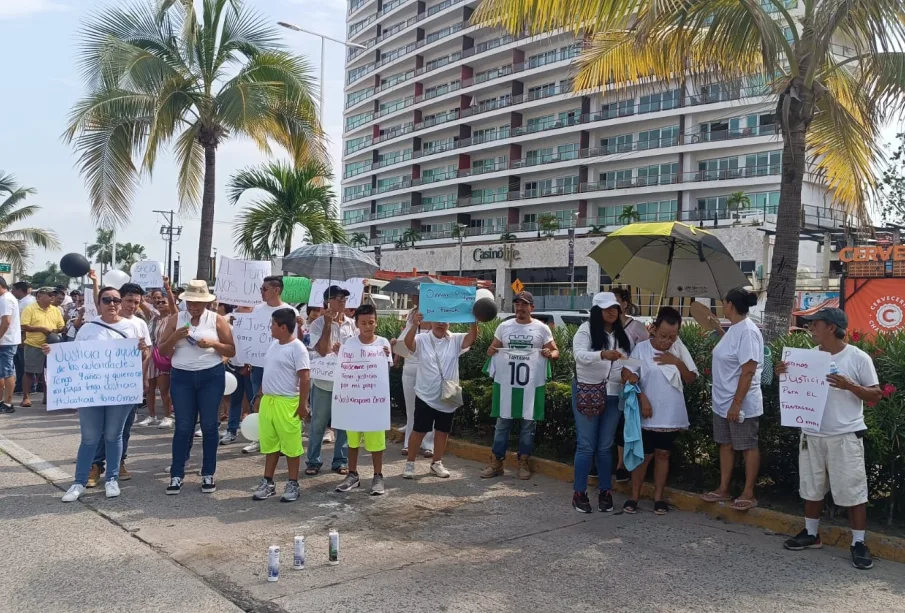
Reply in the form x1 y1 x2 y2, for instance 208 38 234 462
2 406 905 613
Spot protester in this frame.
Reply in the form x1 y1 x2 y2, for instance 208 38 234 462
482 291 559 480
395 294 434 457
64 290 83 341
776 308 882 570
11 281 35 396
569 292 632 513
0 278 20 414
621 307 697 515
305 286 357 476
402 309 478 479
611 287 649 482
139 279 178 428
20 287 64 407
702 287 763 511
58 284 149 502
221 305 255 444
158 280 235 495
251 308 311 502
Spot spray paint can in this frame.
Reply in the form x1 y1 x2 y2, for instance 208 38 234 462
328 529 340 565
293 536 306 570
267 545 280 582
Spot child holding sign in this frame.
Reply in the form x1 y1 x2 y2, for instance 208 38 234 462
251 308 311 502
334 304 393 496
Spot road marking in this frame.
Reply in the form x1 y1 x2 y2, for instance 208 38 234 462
0 434 72 483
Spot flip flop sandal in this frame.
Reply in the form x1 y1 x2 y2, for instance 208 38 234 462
731 498 758 511
20 401 31 408
401 447 409 455
334 466 349 475
304 466 320 476
654 501 669 515
623 499 638 514
701 491 732 503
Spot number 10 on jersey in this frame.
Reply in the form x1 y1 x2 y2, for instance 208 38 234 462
508 359 531 387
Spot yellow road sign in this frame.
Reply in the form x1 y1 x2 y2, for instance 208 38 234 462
511 279 524 294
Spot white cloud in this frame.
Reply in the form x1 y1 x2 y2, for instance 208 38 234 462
0 0 68 19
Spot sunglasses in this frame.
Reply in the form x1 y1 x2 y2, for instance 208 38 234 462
100 297 122 305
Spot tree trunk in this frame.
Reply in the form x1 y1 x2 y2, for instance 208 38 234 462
196 144 217 281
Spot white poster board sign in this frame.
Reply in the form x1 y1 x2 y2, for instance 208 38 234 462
46 339 143 410
331 344 391 431
83 288 98 318
232 311 272 367
310 355 337 382
215 256 271 307
130 261 164 288
779 347 832 431
310 278 365 308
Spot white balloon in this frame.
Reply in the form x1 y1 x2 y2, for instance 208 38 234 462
476 288 494 302
240 413 260 442
102 269 130 288
224 371 238 396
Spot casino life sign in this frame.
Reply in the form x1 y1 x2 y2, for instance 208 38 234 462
473 245 521 265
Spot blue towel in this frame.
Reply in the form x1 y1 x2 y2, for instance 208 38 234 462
622 382 645 472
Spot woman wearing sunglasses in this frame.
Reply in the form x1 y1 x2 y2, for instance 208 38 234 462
56 283 149 502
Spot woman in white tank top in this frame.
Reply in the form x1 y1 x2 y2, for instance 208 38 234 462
157 280 235 495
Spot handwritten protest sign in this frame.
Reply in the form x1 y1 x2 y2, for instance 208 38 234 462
282 276 312 303
215 256 271 307
419 284 476 323
310 278 365 308
231 311 272 367
46 339 143 411
331 344 391 431
83 288 98 318
779 347 831 431
130 261 164 288
310 355 337 382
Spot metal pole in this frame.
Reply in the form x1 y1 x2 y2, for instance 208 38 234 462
320 36 326 128
458 236 463 277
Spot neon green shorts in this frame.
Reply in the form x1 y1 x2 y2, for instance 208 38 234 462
259 395 304 457
346 430 386 453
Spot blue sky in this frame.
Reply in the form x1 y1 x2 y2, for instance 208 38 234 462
0 0 348 277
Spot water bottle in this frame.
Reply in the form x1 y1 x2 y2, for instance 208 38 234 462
829 361 839 375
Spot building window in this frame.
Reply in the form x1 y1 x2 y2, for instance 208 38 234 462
601 98 635 118
601 133 633 153
737 260 757 274
638 125 680 150
639 89 680 114
343 209 368 224
745 150 783 175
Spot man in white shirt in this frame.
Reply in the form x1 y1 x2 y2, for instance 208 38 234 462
305 286 358 475
11 281 34 395
776 308 882 571
0 278 21 414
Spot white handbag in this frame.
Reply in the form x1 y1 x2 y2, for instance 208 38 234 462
431 336 463 405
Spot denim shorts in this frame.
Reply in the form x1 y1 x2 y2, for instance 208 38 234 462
0 345 15 378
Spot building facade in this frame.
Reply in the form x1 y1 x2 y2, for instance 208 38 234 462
340 0 844 309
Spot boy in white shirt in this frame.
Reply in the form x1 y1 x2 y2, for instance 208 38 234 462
251 308 311 503
776 308 882 570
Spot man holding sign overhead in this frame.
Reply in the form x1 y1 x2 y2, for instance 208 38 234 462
775 308 882 570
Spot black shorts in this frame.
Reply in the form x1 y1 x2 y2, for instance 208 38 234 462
642 429 678 455
414 396 455 434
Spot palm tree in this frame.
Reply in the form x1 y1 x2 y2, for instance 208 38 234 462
499 231 517 242
350 232 369 247
64 0 322 281
28 261 71 289
229 161 344 259
116 242 147 272
588 224 605 236
401 227 421 248
618 206 642 225
87 228 114 275
394 238 407 250
537 213 560 237
0 173 59 272
473 0 905 339
727 191 752 222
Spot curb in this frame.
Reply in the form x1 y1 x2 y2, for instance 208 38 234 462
386 427 905 564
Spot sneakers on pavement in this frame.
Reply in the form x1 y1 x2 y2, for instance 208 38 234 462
480 456 504 479
402 461 416 479
335 472 361 493
280 480 300 502
370 473 386 495
784 529 822 551
423 449 434 458
252 479 276 500
62 484 86 502
157 417 174 428
86 464 101 488
851 541 874 570
166 477 183 495
105 479 120 498
194 428 203 438
572 491 592 513
598 490 614 513
0 402 16 414
136 415 157 427
219 432 237 445
242 441 260 454
430 461 450 478
118 461 131 481
323 429 335 444
201 476 216 493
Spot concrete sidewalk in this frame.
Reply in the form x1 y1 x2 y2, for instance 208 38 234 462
2 407 905 612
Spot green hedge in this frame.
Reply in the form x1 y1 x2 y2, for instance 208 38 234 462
376 319 905 524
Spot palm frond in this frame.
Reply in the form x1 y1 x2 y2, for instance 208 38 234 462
174 122 205 212
472 0 642 36
0 228 61 251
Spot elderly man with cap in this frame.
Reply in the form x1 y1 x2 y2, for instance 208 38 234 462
304 285 358 475
481 291 559 480
20 287 64 407
776 307 882 570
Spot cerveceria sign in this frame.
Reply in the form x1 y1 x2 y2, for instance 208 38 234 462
840 244 905 262
473 245 520 264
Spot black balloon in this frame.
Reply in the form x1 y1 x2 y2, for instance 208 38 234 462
60 253 91 277
473 297 499 323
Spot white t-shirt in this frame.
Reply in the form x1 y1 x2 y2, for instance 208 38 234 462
253 302 298 320
629 340 698 429
623 317 649 347
122 314 152 347
18 294 35 312
413 332 466 412
261 339 310 397
810 344 878 437
494 318 553 350
711 317 764 418
75 317 143 341
572 322 631 394
308 314 358 391
0 291 21 346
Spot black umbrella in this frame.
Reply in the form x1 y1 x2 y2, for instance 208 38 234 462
382 275 446 295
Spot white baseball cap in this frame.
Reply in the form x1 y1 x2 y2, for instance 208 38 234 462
592 292 619 310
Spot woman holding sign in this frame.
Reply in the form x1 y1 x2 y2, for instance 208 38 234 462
56 285 148 503
158 280 235 495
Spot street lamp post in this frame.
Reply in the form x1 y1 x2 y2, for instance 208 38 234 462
457 223 467 277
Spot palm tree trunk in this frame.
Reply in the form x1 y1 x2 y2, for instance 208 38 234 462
283 229 293 258
196 144 217 281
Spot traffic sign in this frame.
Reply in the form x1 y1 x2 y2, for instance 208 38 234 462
511 279 524 294
0 263 11 273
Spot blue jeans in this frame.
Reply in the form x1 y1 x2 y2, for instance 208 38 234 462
250 366 264 401
93 405 137 470
572 382 622 493
74 404 134 485
305 386 348 471
226 369 254 434
170 364 225 479
491 417 537 460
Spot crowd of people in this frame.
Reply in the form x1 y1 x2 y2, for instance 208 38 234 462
0 274 884 571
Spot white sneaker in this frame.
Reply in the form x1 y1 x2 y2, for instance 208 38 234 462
219 432 237 445
322 429 335 444
136 415 156 427
194 428 202 438
157 417 174 428
430 461 450 478
242 441 260 454
402 461 416 479
105 480 121 498
62 484 85 502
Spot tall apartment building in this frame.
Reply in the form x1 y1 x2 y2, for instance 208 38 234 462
340 0 845 309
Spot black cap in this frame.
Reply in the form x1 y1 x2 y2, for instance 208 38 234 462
324 285 351 301
802 307 848 330
512 291 534 305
